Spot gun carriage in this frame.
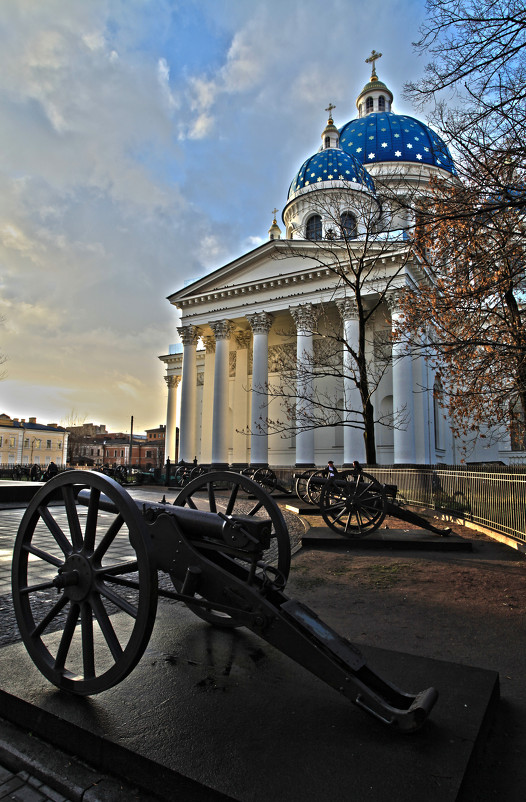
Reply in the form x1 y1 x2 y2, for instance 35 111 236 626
295 468 451 538
11 469 437 733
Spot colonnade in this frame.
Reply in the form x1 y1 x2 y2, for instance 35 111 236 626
164 294 418 467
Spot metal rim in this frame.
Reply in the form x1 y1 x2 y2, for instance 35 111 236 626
172 471 291 627
319 471 387 537
12 470 157 694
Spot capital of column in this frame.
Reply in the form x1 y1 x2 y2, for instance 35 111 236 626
336 298 359 321
203 335 216 353
178 325 199 345
235 330 252 350
290 303 318 333
209 320 233 340
386 290 405 316
165 375 181 389
247 311 273 335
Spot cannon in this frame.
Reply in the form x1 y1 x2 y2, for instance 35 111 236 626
305 469 452 538
11 470 438 733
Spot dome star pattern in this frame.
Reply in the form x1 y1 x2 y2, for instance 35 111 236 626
339 112 456 174
288 148 375 198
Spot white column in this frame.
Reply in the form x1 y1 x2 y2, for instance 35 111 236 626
388 292 416 464
247 311 273 467
210 320 232 468
337 300 366 465
164 375 181 462
177 325 198 463
199 335 216 465
232 331 251 467
290 304 316 467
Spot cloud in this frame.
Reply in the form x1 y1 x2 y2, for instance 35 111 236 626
0 0 427 433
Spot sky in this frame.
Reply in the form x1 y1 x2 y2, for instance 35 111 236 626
0 0 430 435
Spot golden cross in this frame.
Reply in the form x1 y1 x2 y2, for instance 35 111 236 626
365 49 382 78
272 208 279 220
325 102 336 119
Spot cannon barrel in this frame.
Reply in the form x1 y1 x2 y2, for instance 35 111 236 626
77 489 272 549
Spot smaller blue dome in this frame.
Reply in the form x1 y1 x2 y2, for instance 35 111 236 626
339 112 456 175
288 148 375 199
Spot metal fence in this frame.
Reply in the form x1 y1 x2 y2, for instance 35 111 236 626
365 465 526 544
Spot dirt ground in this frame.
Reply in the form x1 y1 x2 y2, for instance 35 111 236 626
284 509 526 801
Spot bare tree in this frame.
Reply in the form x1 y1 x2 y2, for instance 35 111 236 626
393 0 526 447
396 157 526 446
406 0 526 213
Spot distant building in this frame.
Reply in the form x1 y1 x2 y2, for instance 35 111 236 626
0 414 68 466
67 423 107 437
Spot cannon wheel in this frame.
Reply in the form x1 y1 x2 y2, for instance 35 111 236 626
252 467 277 493
306 470 326 506
319 471 387 537
12 470 157 695
172 471 291 627
294 469 317 504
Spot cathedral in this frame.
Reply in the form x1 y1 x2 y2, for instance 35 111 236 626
160 53 509 468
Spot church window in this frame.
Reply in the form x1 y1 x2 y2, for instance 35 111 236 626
341 212 357 239
366 97 374 113
324 136 330 149
306 215 322 240
378 95 385 111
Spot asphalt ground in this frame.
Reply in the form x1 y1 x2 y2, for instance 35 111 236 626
0 482 525 800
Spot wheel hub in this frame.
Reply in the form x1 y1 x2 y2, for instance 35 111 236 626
54 553 93 601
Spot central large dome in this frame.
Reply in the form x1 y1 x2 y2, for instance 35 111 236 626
339 112 456 175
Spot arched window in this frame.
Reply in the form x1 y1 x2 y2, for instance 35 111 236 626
366 97 374 113
341 212 357 239
324 136 330 149
378 95 385 111
306 215 322 240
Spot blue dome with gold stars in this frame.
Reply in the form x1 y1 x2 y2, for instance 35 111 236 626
339 112 456 175
288 147 375 199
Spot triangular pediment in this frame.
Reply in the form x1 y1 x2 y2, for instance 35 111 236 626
168 240 321 304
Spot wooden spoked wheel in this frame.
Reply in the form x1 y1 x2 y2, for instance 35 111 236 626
12 471 157 695
319 471 387 537
252 467 277 493
306 470 327 505
294 469 317 503
172 471 291 627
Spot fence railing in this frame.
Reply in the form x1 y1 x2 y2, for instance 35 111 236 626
365 465 526 544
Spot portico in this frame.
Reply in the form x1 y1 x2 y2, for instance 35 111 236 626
160 239 424 468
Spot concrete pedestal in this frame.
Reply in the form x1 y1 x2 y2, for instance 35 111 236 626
0 602 498 801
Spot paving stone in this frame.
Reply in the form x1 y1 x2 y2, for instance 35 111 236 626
0 775 25 798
